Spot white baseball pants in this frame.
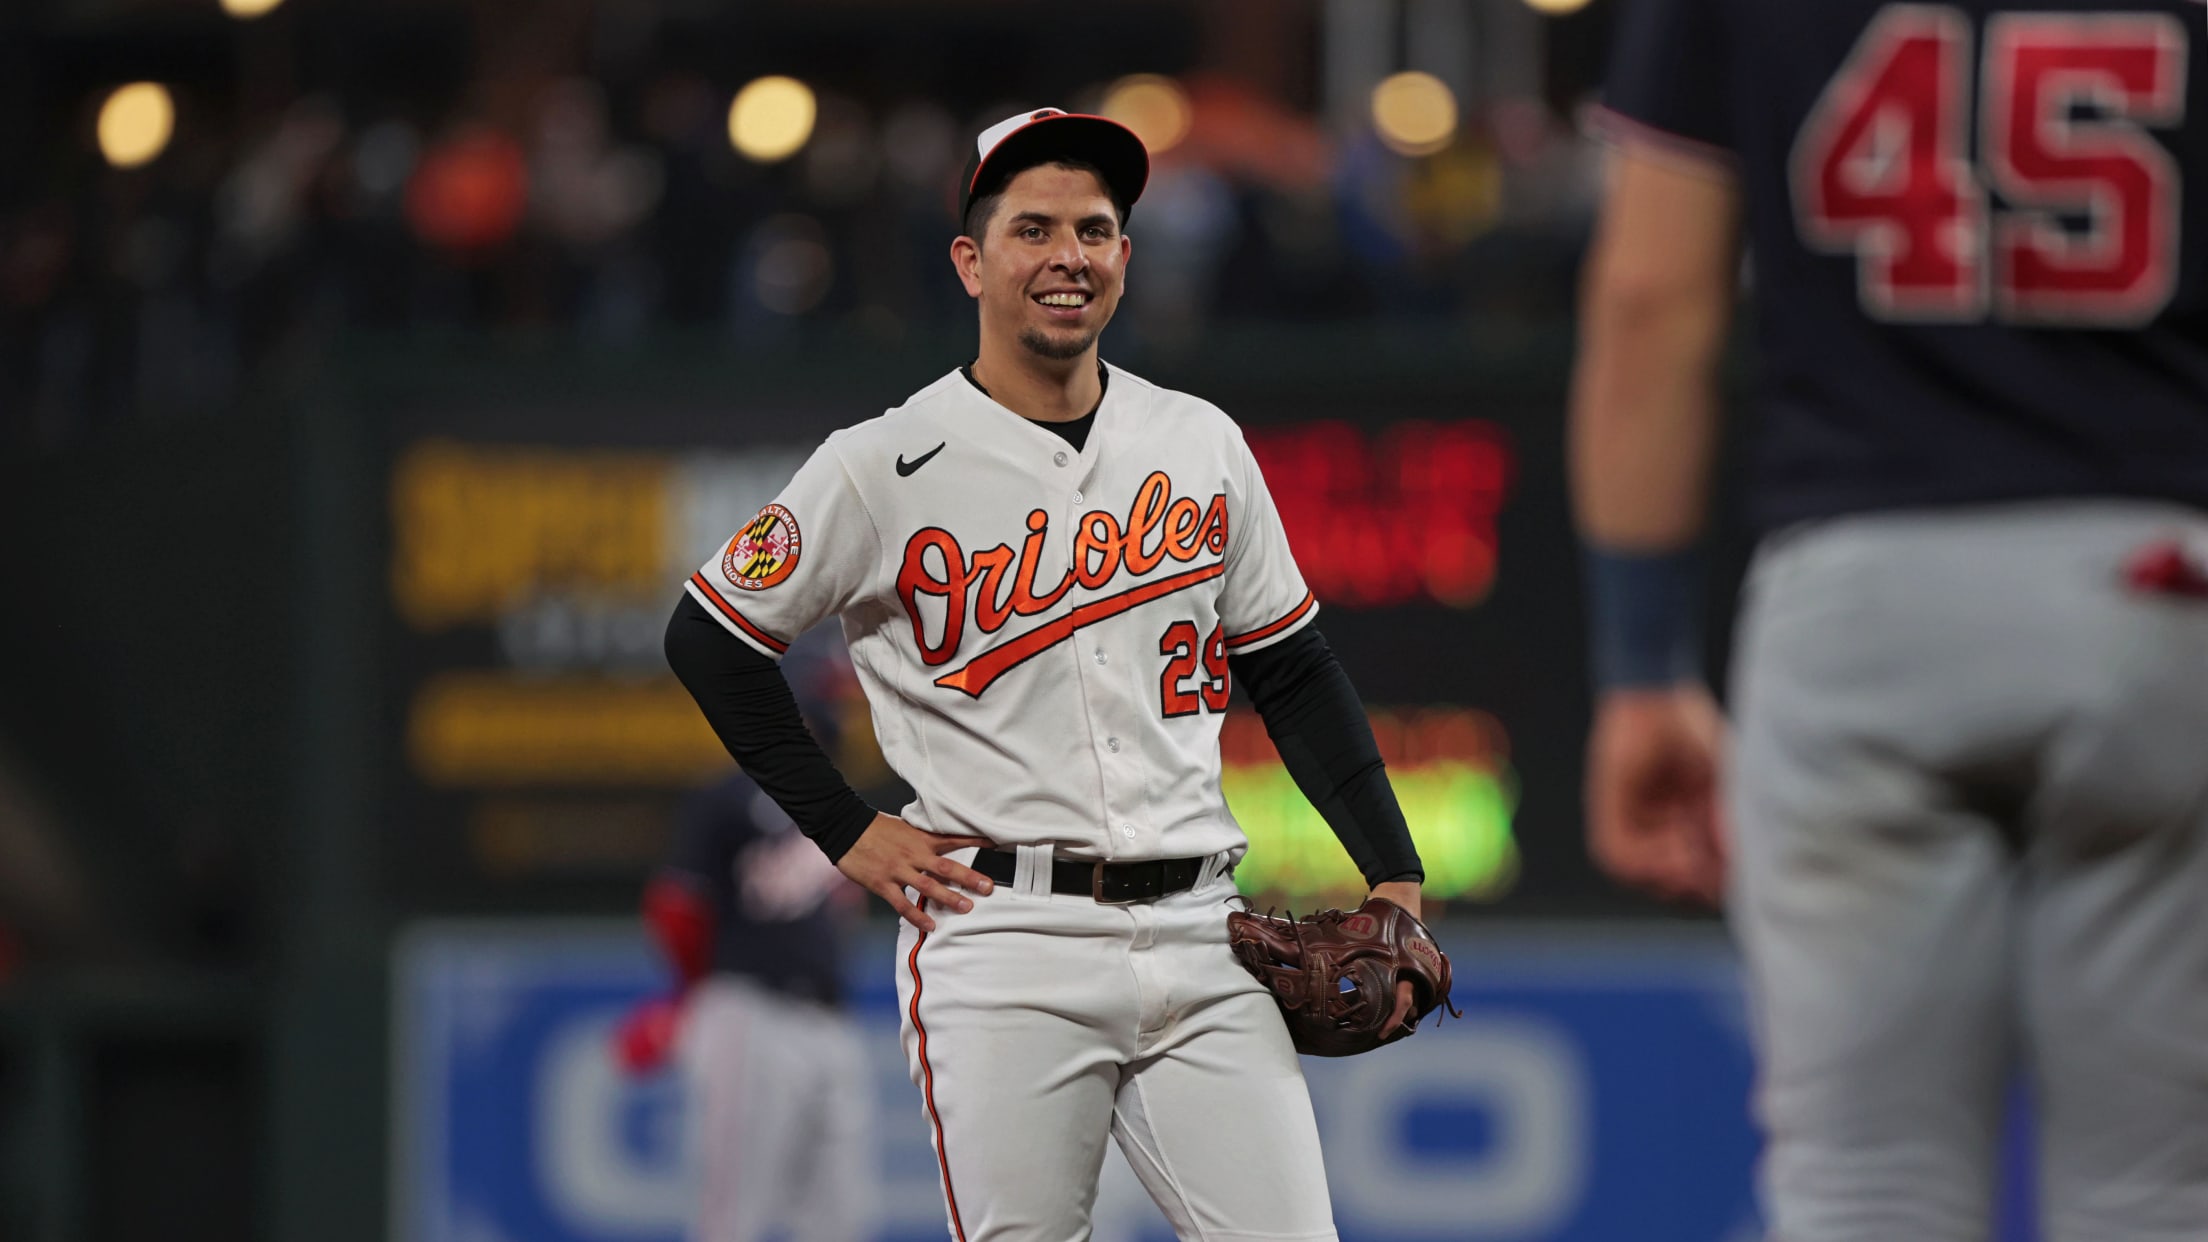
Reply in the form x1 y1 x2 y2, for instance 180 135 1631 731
895 845 1338 1242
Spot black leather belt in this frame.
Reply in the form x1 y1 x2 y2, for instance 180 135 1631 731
972 848 1208 905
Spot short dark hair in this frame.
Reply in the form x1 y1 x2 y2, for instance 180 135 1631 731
962 158 1129 244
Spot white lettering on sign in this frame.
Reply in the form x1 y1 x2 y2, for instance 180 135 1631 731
517 1004 1591 1240
536 1019 691 1234
1317 1016 1588 1234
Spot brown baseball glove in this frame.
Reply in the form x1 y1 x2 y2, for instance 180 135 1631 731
1226 897 1459 1057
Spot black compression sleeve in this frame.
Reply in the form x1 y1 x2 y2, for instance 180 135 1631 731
1230 627 1424 887
663 594 878 862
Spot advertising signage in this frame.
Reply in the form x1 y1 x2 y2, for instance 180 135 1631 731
379 390 1613 913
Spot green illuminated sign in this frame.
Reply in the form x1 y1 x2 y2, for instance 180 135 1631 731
1223 759 1520 904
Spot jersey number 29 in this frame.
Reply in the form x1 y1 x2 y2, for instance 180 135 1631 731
1159 621 1231 717
1791 4 2189 325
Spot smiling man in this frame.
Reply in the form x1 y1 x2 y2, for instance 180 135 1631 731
664 109 1436 1240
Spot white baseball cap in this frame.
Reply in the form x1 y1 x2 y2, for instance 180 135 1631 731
960 107 1150 226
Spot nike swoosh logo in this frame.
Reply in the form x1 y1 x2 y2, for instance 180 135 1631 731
896 443 946 477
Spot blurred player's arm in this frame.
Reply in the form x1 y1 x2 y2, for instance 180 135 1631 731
1572 144 1738 553
647 776 744 992
665 595 992 931
1569 142 1741 906
612 773 732 1075
612 871 714 1075
643 873 713 987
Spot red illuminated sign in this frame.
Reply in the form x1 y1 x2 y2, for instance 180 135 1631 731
1219 705 1511 770
1247 420 1513 609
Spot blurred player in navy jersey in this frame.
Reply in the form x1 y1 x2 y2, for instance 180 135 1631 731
1573 1 2208 1240
614 637 876 1242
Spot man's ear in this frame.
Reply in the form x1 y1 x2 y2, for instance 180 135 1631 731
950 235 984 299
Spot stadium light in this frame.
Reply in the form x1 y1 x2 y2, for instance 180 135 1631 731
1522 0 1594 13
97 83 175 169
728 76 817 163
1371 71 1457 157
1100 75 1193 157
219 0 288 18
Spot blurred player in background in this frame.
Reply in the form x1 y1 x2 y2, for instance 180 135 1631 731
1572 1 2208 1240
614 636 876 1242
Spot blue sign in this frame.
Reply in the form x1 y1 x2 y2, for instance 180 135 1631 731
396 921 2038 1241
392 925 694 1242
1301 942 1761 1241
396 921 1788 1242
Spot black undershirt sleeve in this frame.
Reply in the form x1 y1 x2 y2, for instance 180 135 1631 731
664 593 878 863
1229 626 1424 888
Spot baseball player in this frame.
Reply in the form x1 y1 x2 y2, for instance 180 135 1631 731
1573 3 2208 1240
613 641 876 1242
666 108 1429 1240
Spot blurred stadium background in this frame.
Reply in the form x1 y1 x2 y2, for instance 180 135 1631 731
0 0 2042 1239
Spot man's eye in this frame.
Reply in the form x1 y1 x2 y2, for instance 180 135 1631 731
1083 228 1108 241
1021 227 1044 240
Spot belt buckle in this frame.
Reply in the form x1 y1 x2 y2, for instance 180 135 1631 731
1091 862 1141 905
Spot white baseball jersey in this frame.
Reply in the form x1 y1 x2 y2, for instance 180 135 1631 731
685 364 1317 862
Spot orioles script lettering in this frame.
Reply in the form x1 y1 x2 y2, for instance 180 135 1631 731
899 471 1229 697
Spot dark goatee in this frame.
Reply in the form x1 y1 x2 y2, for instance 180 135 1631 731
1019 327 1095 361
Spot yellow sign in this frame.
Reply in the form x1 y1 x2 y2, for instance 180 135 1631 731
408 672 728 786
391 440 673 630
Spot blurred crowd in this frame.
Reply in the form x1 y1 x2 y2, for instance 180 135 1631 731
1 2 1607 450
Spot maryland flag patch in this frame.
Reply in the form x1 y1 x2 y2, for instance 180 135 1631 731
721 503 802 591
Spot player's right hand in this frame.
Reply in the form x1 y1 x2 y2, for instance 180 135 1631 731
1585 684 1728 907
836 814 996 932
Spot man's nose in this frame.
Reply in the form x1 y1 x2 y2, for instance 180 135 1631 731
1047 232 1087 271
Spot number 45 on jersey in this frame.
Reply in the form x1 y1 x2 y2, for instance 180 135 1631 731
1792 4 2191 326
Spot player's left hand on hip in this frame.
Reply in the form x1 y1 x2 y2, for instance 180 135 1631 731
836 813 997 933
1585 684 1729 907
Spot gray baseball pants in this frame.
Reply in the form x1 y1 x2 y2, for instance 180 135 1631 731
1728 500 2208 1242
682 976 877 1242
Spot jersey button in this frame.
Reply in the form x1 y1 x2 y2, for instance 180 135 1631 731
1053 451 1069 467
1094 649 1108 665
1071 490 1083 504
1106 737 1120 753
1121 826 1136 840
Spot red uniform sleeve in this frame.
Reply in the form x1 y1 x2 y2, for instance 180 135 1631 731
643 873 715 987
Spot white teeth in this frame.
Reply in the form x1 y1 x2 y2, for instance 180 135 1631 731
1037 293 1088 307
